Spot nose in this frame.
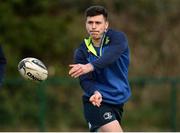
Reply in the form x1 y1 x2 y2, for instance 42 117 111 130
92 23 96 29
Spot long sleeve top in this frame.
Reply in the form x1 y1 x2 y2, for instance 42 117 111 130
74 29 131 105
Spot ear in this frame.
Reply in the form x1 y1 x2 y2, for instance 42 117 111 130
105 21 109 30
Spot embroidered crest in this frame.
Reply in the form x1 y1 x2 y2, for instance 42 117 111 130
103 112 112 120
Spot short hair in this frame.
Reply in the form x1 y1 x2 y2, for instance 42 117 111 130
85 5 108 20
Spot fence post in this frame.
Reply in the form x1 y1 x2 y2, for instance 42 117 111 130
170 81 177 131
36 82 47 132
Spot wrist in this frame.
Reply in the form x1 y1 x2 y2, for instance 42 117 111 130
86 63 94 72
94 91 102 97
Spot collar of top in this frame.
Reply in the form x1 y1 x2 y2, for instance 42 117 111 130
84 33 109 57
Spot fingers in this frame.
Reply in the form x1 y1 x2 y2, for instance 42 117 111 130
89 94 102 107
91 99 102 107
69 64 76 68
69 64 79 75
92 101 101 107
69 64 83 78
72 69 83 78
69 63 94 78
70 67 83 78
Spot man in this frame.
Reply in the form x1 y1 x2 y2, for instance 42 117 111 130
0 45 6 87
69 5 131 132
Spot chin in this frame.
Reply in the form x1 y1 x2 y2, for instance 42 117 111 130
91 35 100 39
93 37 100 41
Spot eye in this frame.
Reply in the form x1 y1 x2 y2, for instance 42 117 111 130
96 22 101 25
87 21 93 24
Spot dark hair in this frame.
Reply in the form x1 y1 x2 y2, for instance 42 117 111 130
85 5 108 20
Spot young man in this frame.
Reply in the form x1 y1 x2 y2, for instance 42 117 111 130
0 45 6 87
69 5 131 132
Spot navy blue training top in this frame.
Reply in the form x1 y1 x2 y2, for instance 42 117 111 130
74 29 131 105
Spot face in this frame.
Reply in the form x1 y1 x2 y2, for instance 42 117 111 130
86 15 109 40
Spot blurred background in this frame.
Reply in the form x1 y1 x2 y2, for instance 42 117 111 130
0 0 180 131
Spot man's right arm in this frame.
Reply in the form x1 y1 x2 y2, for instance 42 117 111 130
69 32 129 78
72 48 98 96
69 47 103 107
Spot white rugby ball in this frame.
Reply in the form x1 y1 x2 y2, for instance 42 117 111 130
18 57 48 81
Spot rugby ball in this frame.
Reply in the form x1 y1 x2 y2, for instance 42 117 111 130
18 57 48 81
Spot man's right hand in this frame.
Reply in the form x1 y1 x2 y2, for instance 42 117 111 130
69 63 94 78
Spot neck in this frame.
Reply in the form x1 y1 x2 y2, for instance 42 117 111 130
92 39 101 47
91 32 105 47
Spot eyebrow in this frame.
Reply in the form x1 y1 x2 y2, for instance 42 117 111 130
87 20 102 23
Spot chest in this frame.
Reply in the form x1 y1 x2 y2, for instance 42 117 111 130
85 46 108 62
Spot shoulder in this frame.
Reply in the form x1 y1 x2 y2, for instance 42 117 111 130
106 29 128 47
106 29 127 39
76 41 87 52
74 41 87 57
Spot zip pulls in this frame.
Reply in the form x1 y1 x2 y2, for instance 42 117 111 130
99 32 106 57
91 32 106 57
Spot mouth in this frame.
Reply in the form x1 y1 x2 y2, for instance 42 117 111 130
90 31 99 36
90 31 99 34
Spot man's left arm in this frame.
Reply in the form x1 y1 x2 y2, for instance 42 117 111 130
91 32 128 70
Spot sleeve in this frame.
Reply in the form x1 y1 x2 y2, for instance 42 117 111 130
0 46 7 87
91 32 128 70
74 48 98 96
